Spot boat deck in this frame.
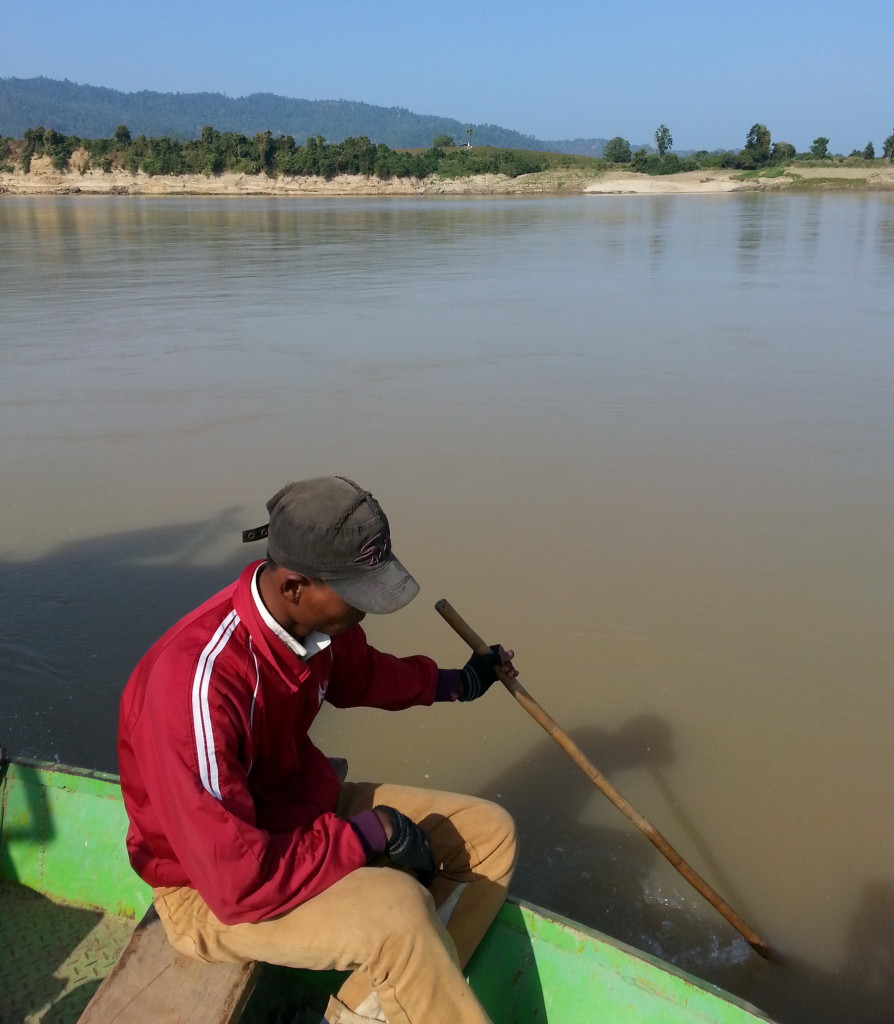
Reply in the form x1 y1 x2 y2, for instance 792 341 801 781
1 884 134 1023
0 884 334 1024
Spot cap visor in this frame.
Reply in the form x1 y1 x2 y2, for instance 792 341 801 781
328 556 420 615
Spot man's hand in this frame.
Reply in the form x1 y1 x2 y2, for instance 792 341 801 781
374 806 437 887
460 645 517 701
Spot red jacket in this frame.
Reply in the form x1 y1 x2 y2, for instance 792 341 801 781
118 560 438 924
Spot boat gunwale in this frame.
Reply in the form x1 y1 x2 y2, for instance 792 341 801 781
1 753 776 1022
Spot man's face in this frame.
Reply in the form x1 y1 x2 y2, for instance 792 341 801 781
299 580 366 636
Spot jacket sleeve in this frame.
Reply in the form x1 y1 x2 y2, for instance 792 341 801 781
125 647 368 925
324 625 439 710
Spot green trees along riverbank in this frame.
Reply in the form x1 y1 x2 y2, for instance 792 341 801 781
3 120 892 183
603 122 894 175
0 125 596 180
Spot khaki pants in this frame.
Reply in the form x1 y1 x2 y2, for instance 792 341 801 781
153 782 517 1024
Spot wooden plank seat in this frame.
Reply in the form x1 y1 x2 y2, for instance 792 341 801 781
79 904 260 1023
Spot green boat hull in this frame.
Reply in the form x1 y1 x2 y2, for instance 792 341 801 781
0 757 774 1023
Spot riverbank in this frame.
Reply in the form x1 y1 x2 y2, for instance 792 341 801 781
584 164 894 195
2 156 893 197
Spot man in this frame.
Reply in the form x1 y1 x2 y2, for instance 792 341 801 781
118 475 517 1024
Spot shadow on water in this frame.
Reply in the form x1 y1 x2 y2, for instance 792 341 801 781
748 879 894 1024
0 510 249 772
476 722 894 1024
1 515 892 1022
475 718 759 966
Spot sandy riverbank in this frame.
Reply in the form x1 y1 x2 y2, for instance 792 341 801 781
2 156 893 197
584 165 894 195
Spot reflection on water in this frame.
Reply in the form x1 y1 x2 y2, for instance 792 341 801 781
2 194 892 1024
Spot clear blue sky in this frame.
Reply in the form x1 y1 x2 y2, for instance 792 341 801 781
2 0 891 153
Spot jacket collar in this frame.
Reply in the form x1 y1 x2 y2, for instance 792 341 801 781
249 562 332 660
232 561 318 689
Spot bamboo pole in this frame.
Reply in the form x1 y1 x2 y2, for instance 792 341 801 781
435 597 776 961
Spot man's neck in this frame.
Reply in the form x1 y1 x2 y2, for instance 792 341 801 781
257 564 309 639
252 564 332 662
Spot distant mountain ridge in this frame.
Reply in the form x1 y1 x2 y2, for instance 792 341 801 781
0 76 621 157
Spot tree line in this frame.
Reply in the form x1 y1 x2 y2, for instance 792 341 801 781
4 121 893 182
602 123 894 174
0 125 553 180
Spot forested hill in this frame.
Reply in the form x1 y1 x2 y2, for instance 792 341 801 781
0 77 614 157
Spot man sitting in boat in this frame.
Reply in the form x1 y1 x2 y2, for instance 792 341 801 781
118 475 517 1024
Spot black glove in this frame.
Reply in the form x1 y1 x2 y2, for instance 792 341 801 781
460 646 502 701
376 806 437 887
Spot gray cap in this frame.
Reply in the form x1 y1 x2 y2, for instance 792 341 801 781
243 476 419 614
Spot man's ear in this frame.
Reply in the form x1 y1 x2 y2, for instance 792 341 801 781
280 572 310 605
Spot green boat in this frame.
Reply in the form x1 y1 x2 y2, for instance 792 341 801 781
1 755 775 1023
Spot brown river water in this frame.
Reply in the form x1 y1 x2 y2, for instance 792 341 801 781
1 195 892 1022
